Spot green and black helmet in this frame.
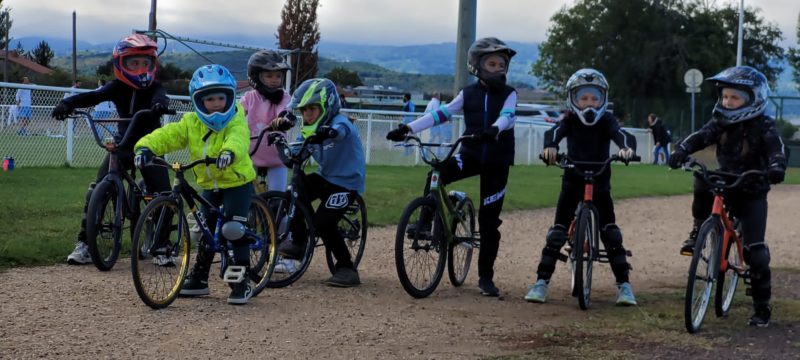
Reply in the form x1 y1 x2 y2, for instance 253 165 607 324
290 78 341 138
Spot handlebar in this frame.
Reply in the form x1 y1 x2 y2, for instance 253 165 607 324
249 127 271 156
69 108 177 151
392 134 479 166
681 157 767 190
262 132 315 167
540 153 641 178
147 156 217 172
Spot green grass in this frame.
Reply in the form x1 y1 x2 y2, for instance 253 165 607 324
2 165 799 269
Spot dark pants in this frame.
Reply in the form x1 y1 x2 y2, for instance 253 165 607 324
194 183 254 274
691 177 771 305
77 150 170 242
537 174 631 283
430 153 510 281
291 173 357 270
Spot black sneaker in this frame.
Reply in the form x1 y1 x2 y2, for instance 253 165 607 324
747 304 771 327
326 267 361 287
406 222 432 239
278 239 306 260
227 282 252 305
179 270 209 296
479 277 500 297
680 227 699 256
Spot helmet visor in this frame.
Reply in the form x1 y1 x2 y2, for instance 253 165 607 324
122 55 156 73
479 53 509 74
570 85 606 110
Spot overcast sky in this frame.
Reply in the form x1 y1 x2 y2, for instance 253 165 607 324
5 0 799 47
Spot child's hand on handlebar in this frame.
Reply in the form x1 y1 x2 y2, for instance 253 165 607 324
386 123 411 141
216 151 234 169
51 102 74 120
542 147 558 165
617 148 635 160
134 148 153 169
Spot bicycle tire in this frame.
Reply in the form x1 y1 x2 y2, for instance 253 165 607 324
250 195 278 297
572 207 596 310
325 194 368 274
684 217 721 333
131 196 190 309
395 197 446 298
86 180 122 271
714 228 741 317
263 191 316 288
447 196 475 287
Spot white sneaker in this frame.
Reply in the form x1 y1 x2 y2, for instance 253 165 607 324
153 255 177 267
67 242 91 265
274 257 299 274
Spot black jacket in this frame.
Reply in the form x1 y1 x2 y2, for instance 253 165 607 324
62 80 169 151
459 82 516 166
650 120 670 144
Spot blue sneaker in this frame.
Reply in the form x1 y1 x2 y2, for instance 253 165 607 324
616 282 637 306
524 279 549 303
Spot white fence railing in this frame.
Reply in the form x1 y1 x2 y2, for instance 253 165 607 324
0 82 657 167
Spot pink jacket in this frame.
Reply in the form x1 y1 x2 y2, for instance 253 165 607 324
240 90 291 168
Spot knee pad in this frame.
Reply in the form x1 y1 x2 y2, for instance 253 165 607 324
601 224 624 252
85 182 97 203
221 216 248 243
744 244 771 280
545 224 568 252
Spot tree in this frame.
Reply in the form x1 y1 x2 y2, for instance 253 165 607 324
30 40 54 67
532 0 785 133
155 62 191 82
788 13 800 92
324 66 363 87
13 40 23 56
96 59 113 77
0 4 12 50
276 0 321 90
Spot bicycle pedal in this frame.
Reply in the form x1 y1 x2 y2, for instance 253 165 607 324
223 265 247 283
625 250 633 257
557 253 568 262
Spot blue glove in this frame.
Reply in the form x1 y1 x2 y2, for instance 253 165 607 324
134 148 153 169
217 151 234 170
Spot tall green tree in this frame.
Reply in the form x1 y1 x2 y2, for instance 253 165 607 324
30 40 54 67
787 13 800 92
0 4 12 50
324 66 363 87
276 0 321 90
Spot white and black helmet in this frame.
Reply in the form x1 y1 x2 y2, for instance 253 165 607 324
247 50 290 97
565 68 609 126
707 66 769 127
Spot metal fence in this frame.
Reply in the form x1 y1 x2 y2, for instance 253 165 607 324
0 82 657 168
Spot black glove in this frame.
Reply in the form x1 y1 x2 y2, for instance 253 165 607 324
315 125 339 140
134 148 153 169
480 126 500 143
768 164 785 184
386 123 411 141
667 149 688 169
272 110 298 131
267 132 284 146
151 102 168 116
51 102 74 120
217 151 234 170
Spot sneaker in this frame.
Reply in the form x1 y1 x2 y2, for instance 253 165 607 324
747 304 771 327
227 282 253 305
524 279 549 303
479 277 500 297
326 267 361 287
274 257 299 274
67 242 91 265
680 227 699 256
616 282 637 306
406 222 432 239
179 271 210 296
153 254 176 267
277 239 306 260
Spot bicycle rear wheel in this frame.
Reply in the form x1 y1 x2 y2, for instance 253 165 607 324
131 196 190 309
715 230 741 317
447 196 475 287
249 195 278 297
86 180 122 271
263 191 316 288
325 194 368 274
395 197 446 298
571 207 596 310
684 217 721 333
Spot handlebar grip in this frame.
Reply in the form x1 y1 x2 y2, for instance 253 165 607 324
163 109 177 115
630 155 642 162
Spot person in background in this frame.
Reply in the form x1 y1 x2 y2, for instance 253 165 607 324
648 113 671 165
15 76 32 136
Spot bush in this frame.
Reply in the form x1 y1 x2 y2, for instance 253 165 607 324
776 119 798 140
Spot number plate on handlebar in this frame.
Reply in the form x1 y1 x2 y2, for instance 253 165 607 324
430 172 440 190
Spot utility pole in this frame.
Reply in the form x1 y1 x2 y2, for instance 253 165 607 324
149 0 157 33
3 10 9 83
72 11 77 85
736 0 744 66
453 0 476 96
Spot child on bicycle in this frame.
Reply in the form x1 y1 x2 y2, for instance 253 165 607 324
51 34 171 265
275 77 366 287
524 68 638 306
134 64 257 305
668 66 787 326
386 37 518 297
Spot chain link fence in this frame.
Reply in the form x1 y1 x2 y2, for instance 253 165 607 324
0 82 655 168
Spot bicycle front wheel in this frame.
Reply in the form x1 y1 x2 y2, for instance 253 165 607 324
572 207 597 310
447 196 475 287
684 217 721 333
86 180 123 271
715 230 741 317
395 197 446 298
249 195 278 297
326 194 368 274
263 191 316 288
131 196 190 309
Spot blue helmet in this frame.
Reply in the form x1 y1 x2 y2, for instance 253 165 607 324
707 66 769 126
189 64 237 132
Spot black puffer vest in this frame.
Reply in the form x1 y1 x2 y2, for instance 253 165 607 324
460 82 515 166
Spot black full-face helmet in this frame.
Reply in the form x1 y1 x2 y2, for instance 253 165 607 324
466 37 516 91
247 50 290 98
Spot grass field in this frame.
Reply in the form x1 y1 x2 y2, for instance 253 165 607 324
1 164 799 269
